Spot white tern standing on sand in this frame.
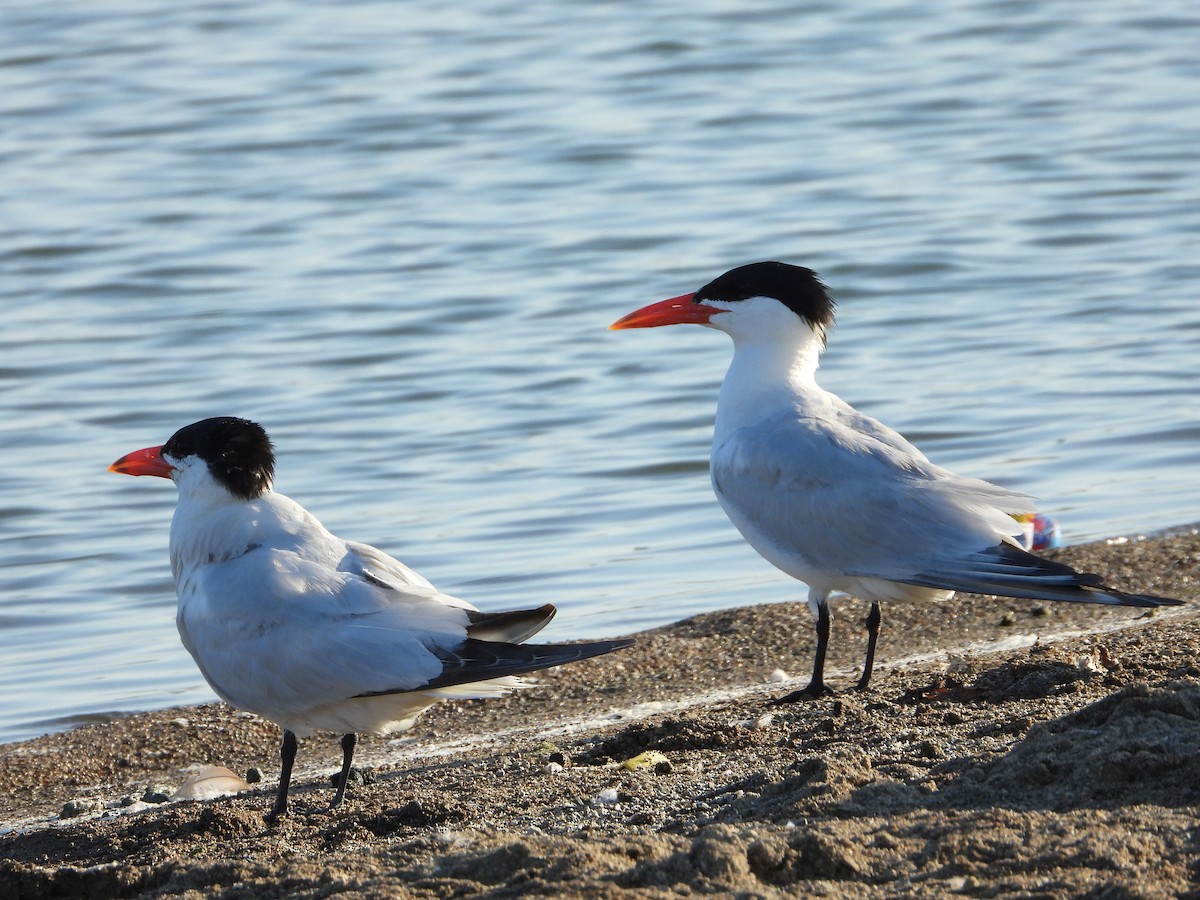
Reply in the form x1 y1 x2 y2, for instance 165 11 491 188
110 416 632 820
611 261 1181 700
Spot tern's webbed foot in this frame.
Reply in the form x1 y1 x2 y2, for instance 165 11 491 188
852 674 874 693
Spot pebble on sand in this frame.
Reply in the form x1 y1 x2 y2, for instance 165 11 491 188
60 798 105 818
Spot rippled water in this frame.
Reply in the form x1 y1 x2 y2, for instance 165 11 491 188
1 0 1197 743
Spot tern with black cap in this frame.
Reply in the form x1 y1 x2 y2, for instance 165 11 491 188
612 262 1181 700
111 417 632 819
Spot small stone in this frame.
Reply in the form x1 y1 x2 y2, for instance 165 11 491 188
767 668 789 684
61 798 105 818
169 718 190 728
245 767 263 784
944 655 971 675
594 787 621 805
545 762 564 775
999 611 1017 626
547 751 567 766
754 713 774 730
916 739 943 759
141 786 173 804
328 766 375 788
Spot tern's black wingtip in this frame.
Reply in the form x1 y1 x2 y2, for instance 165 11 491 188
577 636 636 658
1129 593 1186 608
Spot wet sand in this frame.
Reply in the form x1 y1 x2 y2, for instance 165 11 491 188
2 530 1199 897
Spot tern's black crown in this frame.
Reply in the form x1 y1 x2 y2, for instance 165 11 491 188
163 416 275 500
694 261 836 335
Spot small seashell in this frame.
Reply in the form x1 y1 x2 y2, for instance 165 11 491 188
171 765 252 801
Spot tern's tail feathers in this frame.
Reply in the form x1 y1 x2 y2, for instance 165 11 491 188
903 543 1184 609
465 603 557 643
355 636 634 698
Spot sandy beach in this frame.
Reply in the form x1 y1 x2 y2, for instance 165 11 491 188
2 530 1198 898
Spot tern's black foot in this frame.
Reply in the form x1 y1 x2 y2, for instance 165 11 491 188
771 681 834 704
264 803 287 824
852 675 873 693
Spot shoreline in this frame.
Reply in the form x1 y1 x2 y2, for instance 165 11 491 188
2 529 1199 897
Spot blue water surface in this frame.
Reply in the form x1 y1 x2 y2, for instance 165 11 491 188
1 0 1197 743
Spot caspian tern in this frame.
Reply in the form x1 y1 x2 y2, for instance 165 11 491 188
611 261 1182 700
109 416 632 819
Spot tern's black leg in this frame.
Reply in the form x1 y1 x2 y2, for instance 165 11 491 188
266 729 298 822
330 733 357 809
773 600 832 703
854 601 882 692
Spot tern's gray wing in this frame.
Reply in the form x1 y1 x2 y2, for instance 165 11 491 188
711 408 1032 584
